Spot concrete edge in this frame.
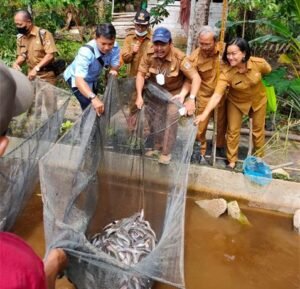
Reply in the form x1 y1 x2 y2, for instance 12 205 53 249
188 165 300 214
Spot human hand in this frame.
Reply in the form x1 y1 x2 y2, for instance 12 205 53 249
44 248 68 289
194 113 207 125
184 98 196 116
135 97 144 109
132 42 140 54
91 97 104 116
28 68 37 81
12 63 21 71
109 70 118 76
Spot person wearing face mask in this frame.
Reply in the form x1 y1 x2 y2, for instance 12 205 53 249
63 23 120 116
121 9 152 77
188 26 227 164
12 10 58 85
194 38 272 169
135 27 201 165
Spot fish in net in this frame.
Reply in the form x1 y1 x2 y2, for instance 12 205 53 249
40 76 197 289
90 210 155 288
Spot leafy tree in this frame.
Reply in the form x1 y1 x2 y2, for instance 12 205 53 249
149 0 175 25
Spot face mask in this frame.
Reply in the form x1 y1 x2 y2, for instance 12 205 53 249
16 26 29 35
135 30 148 37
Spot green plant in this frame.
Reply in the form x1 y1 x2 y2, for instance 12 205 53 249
263 68 300 117
56 40 81 64
149 0 175 26
118 64 128 79
60 120 73 134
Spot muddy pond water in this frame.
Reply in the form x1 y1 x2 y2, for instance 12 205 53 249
12 187 300 289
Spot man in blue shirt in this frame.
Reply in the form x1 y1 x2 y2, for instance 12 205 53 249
64 23 120 116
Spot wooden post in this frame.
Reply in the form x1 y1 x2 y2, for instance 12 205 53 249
211 0 228 166
186 0 196 55
247 118 253 156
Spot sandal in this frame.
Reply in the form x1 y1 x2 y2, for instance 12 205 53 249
226 162 236 170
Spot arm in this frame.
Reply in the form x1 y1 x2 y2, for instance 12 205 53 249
135 71 146 109
109 45 120 76
194 69 228 122
184 72 201 115
13 38 26 70
12 55 26 71
194 92 223 124
75 76 104 116
260 58 272 75
181 58 201 115
171 80 191 103
28 53 55 80
44 248 68 289
121 36 136 64
28 30 58 80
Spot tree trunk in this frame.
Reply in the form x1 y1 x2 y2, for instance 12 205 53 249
96 0 105 22
186 0 211 54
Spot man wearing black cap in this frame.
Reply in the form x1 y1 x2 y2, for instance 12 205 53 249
135 27 201 164
121 9 152 77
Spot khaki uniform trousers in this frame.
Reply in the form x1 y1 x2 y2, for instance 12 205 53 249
196 97 227 156
226 101 266 163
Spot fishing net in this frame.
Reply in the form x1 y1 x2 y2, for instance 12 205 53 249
40 76 197 289
0 79 70 231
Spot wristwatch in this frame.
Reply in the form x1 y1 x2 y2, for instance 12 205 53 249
189 94 196 100
87 92 97 100
35 66 40 72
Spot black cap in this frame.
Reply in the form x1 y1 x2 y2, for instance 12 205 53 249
134 9 150 25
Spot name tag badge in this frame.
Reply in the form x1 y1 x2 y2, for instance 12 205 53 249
156 73 165 85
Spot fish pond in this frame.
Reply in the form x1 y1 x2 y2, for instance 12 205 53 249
12 186 300 289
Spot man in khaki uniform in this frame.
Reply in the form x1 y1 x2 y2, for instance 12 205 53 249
13 10 58 116
121 9 152 77
189 26 227 163
195 38 271 169
13 10 58 84
136 27 201 164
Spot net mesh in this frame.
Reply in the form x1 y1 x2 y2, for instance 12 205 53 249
0 79 70 231
40 76 197 289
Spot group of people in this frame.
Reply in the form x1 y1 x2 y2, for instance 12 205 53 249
0 7 272 288
6 8 272 169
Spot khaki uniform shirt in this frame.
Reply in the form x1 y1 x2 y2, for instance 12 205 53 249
189 43 221 107
138 45 198 95
121 30 152 76
215 57 272 114
17 25 58 70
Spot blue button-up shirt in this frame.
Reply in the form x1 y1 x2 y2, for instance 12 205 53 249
64 39 120 89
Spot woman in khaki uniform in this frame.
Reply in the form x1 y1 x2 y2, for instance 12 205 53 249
136 27 200 165
194 38 271 169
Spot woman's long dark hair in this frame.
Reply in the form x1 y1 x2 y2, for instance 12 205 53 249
222 38 251 65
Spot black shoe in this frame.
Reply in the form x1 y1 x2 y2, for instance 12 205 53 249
216 147 226 158
199 155 208 165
